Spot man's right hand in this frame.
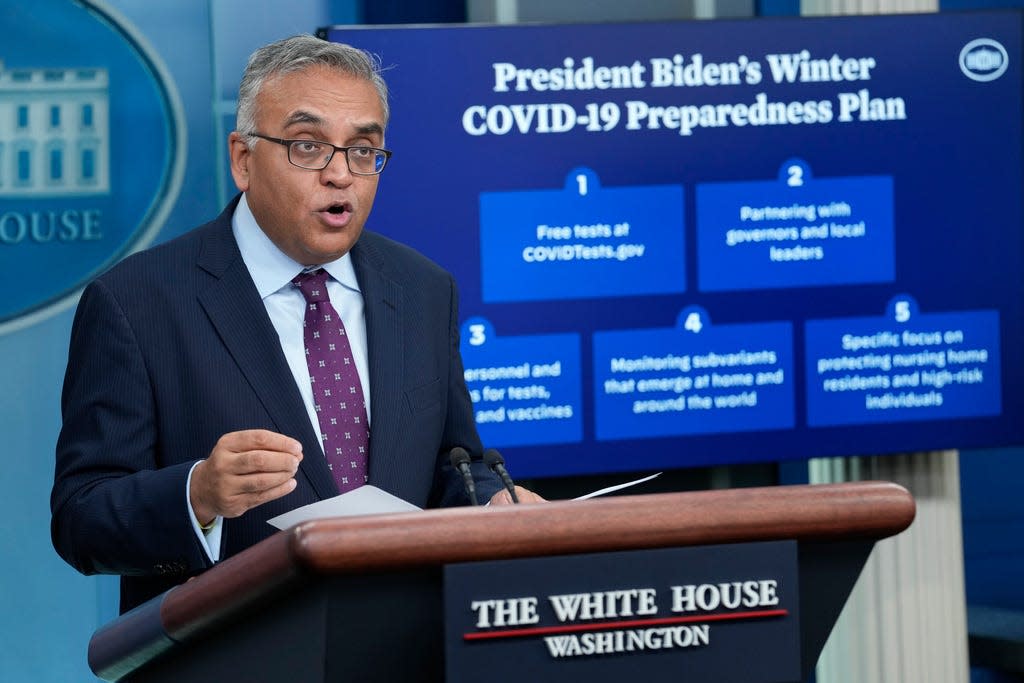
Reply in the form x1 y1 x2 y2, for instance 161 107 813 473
189 429 303 524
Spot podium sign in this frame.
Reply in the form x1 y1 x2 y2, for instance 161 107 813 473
445 541 800 683
86 484 915 682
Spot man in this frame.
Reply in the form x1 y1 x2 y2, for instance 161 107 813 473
51 35 537 614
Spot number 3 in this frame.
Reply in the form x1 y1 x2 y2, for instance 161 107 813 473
469 324 486 346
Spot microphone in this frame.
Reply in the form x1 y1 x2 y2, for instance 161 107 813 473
449 447 479 506
483 449 518 504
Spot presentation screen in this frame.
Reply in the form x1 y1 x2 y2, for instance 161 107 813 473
321 11 1023 479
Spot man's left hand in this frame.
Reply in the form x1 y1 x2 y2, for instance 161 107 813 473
488 486 545 505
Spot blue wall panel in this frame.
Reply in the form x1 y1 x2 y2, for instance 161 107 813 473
0 1 357 681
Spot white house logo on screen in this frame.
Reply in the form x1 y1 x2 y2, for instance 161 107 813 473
0 0 185 335
959 38 1008 82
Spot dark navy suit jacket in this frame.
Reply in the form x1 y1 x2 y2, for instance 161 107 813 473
51 197 500 612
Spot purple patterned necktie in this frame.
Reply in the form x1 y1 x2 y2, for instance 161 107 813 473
292 269 369 494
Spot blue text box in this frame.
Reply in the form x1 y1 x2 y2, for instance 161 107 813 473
697 159 894 291
805 297 1002 427
480 167 684 303
461 318 582 447
593 309 794 441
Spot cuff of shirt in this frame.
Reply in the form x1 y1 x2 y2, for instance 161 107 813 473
186 461 223 563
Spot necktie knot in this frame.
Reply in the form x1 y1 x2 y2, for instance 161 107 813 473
293 269 331 303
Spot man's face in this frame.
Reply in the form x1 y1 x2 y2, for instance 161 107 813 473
229 66 385 266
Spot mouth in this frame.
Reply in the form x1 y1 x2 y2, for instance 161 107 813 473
322 200 352 215
317 201 354 227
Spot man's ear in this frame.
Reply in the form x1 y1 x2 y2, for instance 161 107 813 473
228 132 251 192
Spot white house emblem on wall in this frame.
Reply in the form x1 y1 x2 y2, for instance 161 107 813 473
0 0 185 336
0 60 110 198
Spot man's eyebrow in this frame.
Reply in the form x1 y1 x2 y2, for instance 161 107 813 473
355 122 385 138
281 113 383 139
283 110 325 128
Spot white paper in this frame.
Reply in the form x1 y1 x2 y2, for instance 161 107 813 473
267 485 420 530
573 472 662 500
268 473 662 529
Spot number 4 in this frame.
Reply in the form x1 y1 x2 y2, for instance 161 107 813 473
684 312 703 334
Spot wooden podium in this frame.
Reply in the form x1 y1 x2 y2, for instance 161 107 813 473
88 481 915 682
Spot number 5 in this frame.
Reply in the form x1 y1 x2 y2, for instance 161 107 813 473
895 301 910 323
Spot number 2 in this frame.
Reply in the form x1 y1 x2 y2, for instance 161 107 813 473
787 165 803 187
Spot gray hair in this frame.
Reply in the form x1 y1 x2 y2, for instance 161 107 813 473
236 35 389 146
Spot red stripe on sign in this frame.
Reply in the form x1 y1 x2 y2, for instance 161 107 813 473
463 609 789 641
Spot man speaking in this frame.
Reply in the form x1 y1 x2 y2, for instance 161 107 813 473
51 34 538 613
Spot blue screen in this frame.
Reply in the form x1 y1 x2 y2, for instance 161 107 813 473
322 11 1024 478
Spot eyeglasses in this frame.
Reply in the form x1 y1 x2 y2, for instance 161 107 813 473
247 132 392 175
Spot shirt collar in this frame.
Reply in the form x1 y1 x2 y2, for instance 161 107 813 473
232 193 361 298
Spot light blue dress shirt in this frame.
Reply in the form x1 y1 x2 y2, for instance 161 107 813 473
188 193 372 561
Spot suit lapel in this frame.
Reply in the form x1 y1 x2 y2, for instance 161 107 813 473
351 235 405 495
195 208 337 501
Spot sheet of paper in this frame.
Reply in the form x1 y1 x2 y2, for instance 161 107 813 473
269 472 661 529
573 472 662 500
267 485 421 530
